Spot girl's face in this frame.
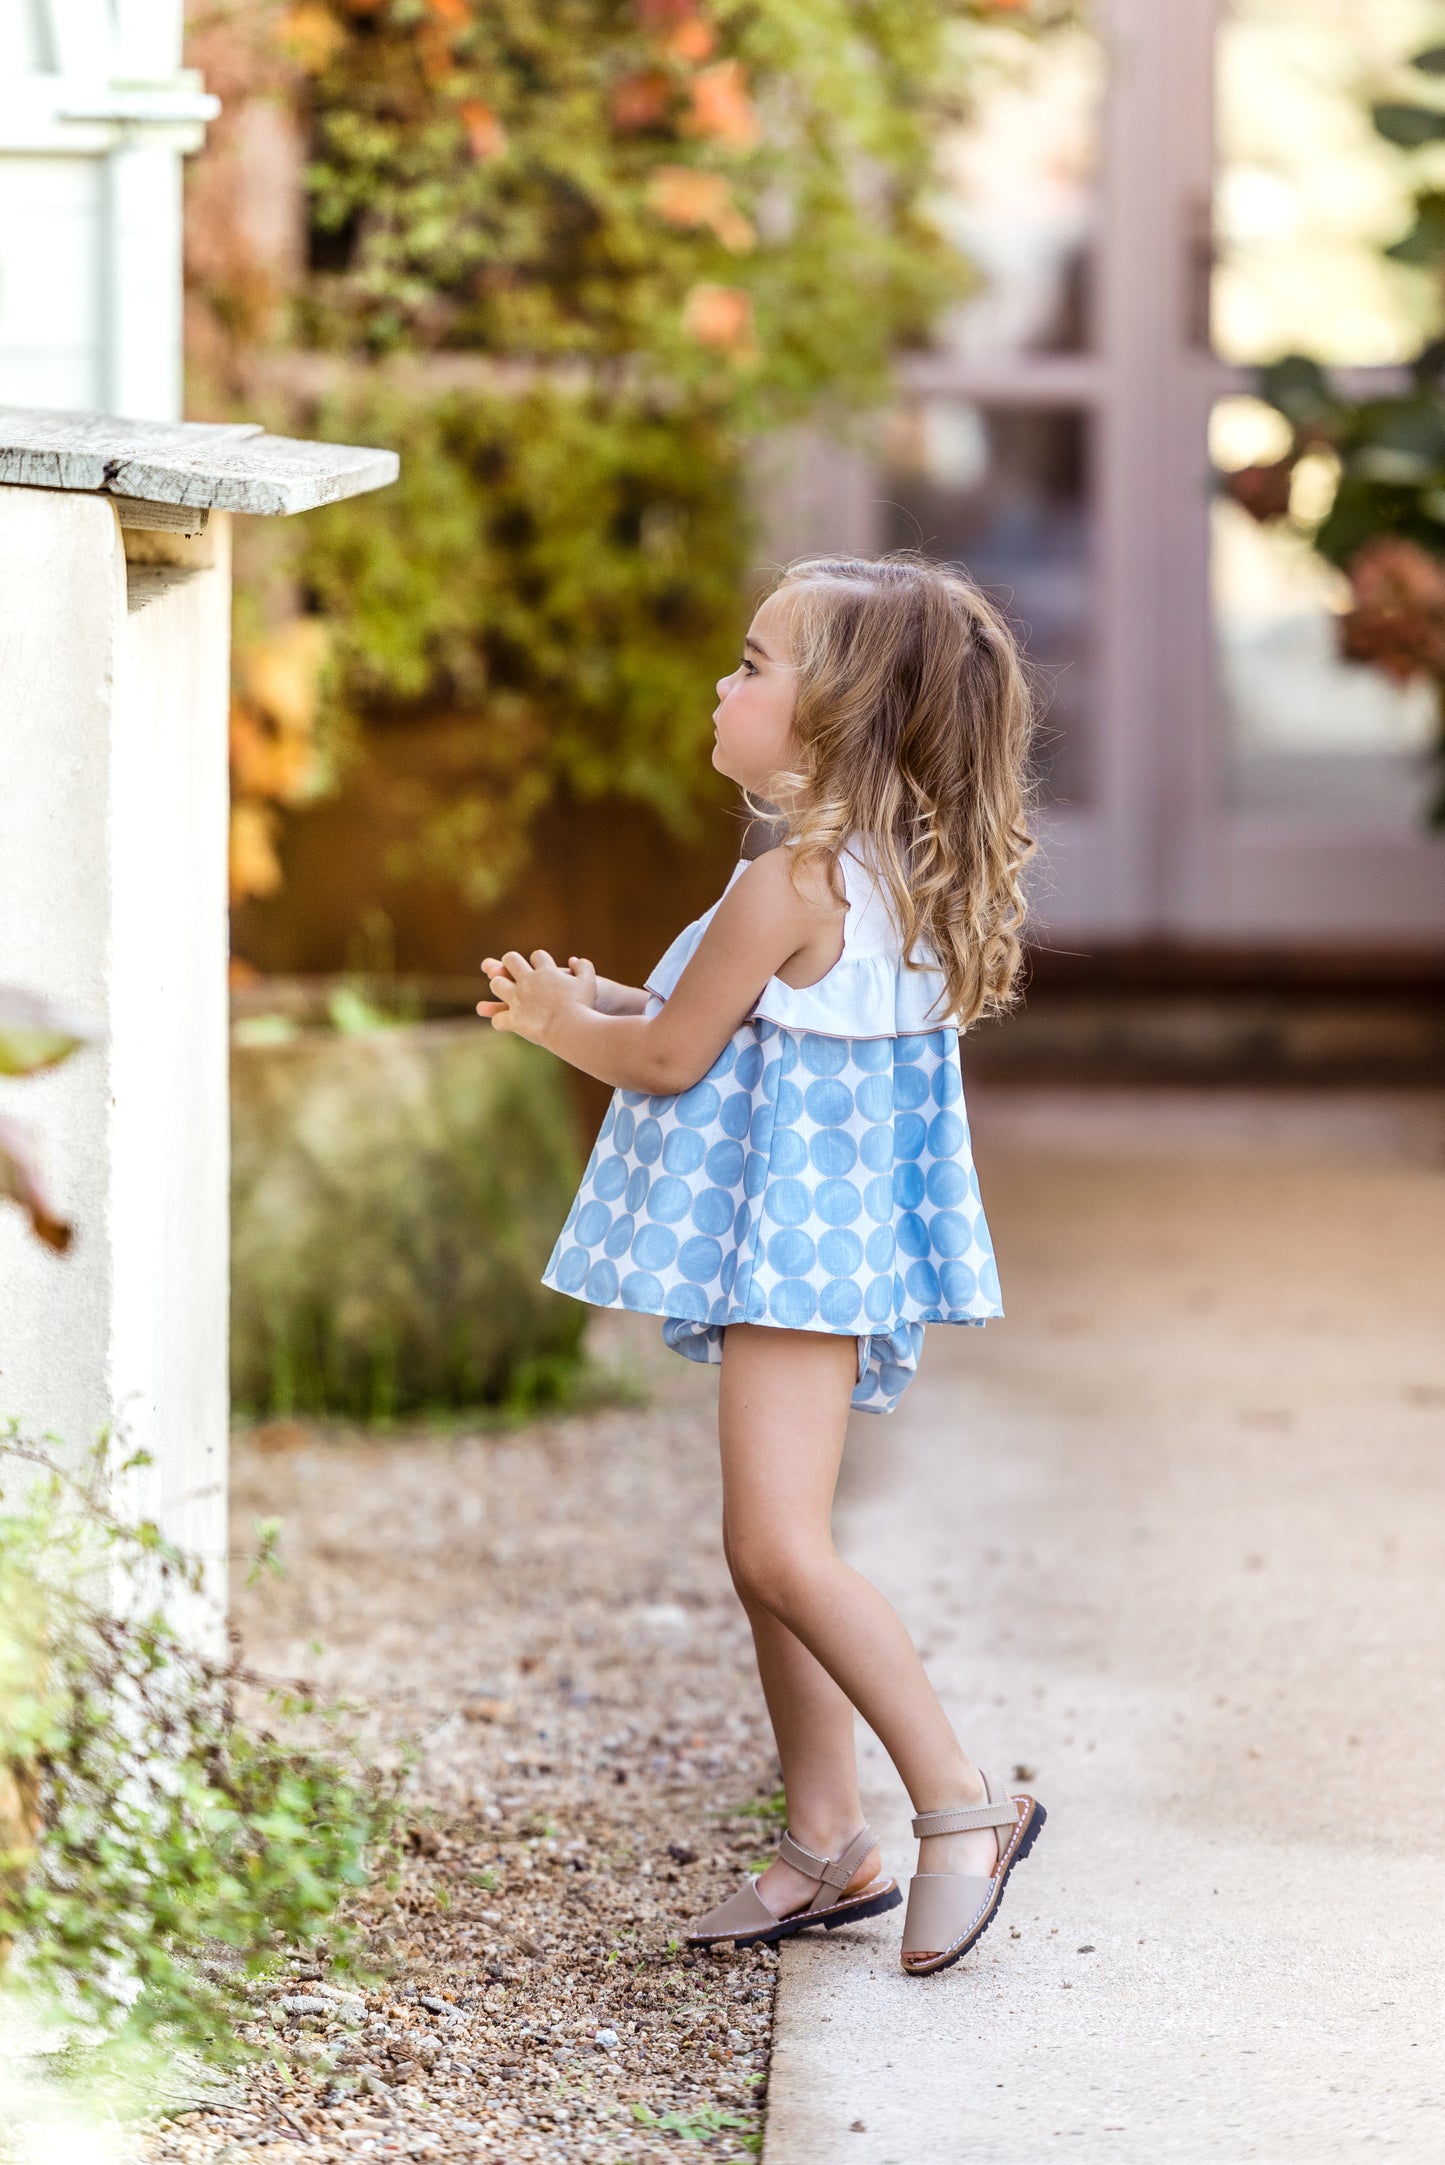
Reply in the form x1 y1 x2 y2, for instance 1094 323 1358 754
712 589 799 795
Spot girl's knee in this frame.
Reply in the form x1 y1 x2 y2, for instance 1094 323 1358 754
727 1529 833 1623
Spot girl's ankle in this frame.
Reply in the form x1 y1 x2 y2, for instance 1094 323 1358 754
912 1762 987 1817
783 1813 868 1859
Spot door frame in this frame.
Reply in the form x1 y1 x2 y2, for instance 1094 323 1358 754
897 0 1445 944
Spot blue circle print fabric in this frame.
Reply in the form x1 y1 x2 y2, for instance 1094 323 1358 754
542 1017 1001 1414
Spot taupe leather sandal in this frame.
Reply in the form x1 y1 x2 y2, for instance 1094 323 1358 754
685 1824 902 1949
900 1771 1046 1976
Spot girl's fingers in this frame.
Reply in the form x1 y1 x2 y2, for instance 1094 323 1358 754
529 948 557 970
502 950 533 979
475 1001 505 1018
480 956 508 978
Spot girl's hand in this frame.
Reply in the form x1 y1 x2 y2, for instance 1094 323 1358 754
567 956 600 1008
476 950 590 1044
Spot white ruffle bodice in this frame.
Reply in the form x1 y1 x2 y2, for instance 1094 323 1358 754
643 846 950 1041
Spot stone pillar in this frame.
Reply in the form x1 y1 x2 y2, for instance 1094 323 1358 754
0 408 396 1608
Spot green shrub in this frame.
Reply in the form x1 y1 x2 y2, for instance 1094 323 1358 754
0 1431 400 2079
231 1019 587 1416
205 0 1025 908
290 379 749 903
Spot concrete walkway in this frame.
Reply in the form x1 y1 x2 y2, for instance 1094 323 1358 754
764 1089 1445 2165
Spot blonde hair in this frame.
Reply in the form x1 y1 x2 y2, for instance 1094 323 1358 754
765 553 1037 1028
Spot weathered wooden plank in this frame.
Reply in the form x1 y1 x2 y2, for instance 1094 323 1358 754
113 495 210 537
0 405 399 515
105 432 401 515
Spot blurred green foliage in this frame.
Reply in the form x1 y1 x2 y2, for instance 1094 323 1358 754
1242 35 1445 817
1259 350 1445 571
229 0 1040 898
298 0 976 405
294 382 747 901
0 1430 399 2080
230 1018 588 1416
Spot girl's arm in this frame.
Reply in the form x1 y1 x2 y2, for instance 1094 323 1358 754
592 976 651 1016
477 851 841 1094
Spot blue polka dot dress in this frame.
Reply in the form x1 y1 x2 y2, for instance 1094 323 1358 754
541 846 1002 1412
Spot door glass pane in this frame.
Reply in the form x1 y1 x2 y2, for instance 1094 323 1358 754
930 20 1106 358
1214 5 1443 822
879 403 1095 805
1215 0 1444 366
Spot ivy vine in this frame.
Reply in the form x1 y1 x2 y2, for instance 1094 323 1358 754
194 0 1059 904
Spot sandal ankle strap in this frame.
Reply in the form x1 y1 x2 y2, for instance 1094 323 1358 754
912 1770 1018 1841
778 1823 876 1893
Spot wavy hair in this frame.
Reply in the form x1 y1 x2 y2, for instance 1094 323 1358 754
762 554 1037 1028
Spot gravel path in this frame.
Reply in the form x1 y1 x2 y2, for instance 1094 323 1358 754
139 1318 782 2165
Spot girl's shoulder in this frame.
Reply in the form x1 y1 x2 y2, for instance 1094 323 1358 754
730 841 840 921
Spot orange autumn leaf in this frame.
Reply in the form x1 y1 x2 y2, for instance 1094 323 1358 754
418 30 460 86
681 280 755 351
460 100 507 160
646 166 754 250
279 1 346 71
230 705 319 804
687 60 760 150
240 618 330 737
0 1112 71 1253
662 19 715 61
427 0 470 21
611 69 675 133
230 618 329 831
228 705 271 798
229 801 285 904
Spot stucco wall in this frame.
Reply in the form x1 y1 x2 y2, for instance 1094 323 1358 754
0 484 230 1592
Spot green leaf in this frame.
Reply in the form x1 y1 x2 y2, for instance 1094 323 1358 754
1372 101 1445 148
0 985 97 1076
0 1427 403 2071
1348 396 1445 472
1386 190 1445 265
1258 354 1335 433
326 984 400 1036
1411 44 1445 75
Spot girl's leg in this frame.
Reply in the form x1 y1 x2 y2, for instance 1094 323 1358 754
722 1541 882 1916
719 1323 999 1897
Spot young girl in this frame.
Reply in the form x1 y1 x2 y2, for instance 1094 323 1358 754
477 554 1043 1976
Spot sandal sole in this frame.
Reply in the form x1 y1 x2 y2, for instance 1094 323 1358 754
900 1797 1047 1976
686 1879 903 1950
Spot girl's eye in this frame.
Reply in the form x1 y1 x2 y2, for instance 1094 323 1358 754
740 656 757 675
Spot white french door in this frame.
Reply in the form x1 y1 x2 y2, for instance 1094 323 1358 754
866 0 1445 943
